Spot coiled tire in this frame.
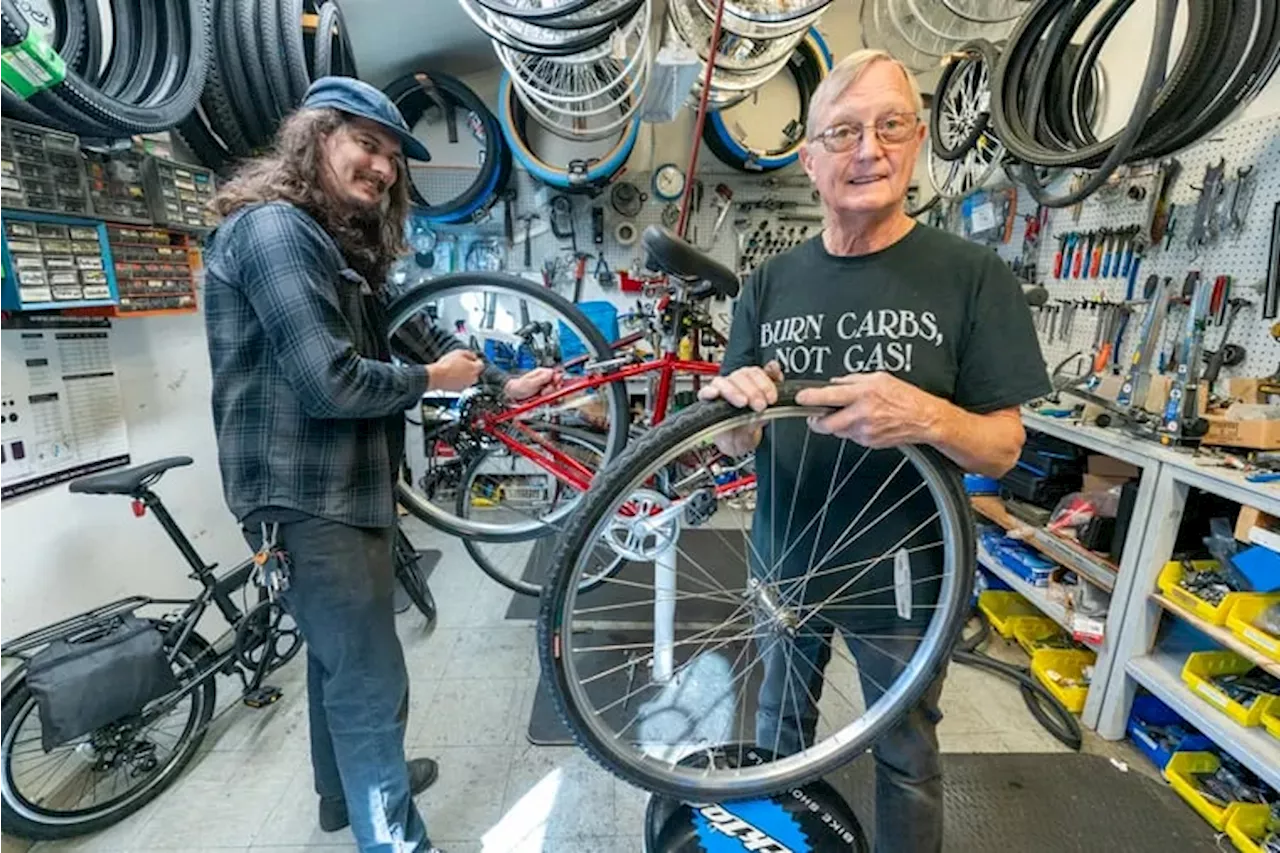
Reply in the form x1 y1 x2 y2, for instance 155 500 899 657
384 70 512 223
701 27 833 172
0 0 208 137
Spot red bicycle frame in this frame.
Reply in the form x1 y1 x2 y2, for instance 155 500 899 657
472 354 722 493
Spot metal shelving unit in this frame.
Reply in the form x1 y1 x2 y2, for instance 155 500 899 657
1024 412 1280 795
1126 652 1280 791
976 544 1100 652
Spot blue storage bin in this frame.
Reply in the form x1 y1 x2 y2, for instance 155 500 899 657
964 474 1001 495
1233 544 1280 592
484 339 516 370
1126 694 1214 770
560 301 619 366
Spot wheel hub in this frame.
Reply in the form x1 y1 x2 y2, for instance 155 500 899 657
748 577 798 637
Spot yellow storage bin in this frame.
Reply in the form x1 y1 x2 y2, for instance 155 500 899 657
1157 560 1252 625
1227 595 1280 663
1181 651 1280 727
1030 648 1095 713
1226 803 1273 853
1262 704 1280 741
1164 751 1244 831
1013 616 1070 655
978 591 1041 639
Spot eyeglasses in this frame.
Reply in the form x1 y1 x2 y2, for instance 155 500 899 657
809 113 920 153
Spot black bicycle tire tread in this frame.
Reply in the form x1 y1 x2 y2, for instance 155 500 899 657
312 1 337 78
537 388 974 800
52 0 88 77
0 625 216 840
387 272 630 540
279 0 310 102
234 0 276 147
395 532 438 623
5 0 209 136
198 49 253 159
259 0 294 122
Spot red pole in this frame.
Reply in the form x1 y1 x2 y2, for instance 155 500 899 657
675 0 728 239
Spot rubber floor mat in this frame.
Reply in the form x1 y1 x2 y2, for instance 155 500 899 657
504 528 748 621
824 751 1217 852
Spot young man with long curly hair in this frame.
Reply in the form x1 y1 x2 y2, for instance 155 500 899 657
203 78 549 852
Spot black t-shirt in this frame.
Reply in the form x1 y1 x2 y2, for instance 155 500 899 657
721 224 1050 629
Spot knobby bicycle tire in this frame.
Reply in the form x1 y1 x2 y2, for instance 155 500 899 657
537 387 975 801
386 271 630 541
0 625 216 840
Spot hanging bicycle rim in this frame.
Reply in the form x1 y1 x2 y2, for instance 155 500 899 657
383 70 513 224
701 27 832 172
538 390 973 800
499 72 640 191
386 272 630 540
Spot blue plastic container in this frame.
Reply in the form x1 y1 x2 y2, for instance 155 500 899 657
1233 544 1280 592
1126 694 1214 770
560 301 619 366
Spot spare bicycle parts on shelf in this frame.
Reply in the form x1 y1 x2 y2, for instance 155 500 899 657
990 0 1280 208
0 0 209 140
701 27 832 172
384 71 512 224
498 72 639 192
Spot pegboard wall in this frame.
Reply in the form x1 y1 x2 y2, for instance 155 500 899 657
402 161 822 342
987 112 1280 387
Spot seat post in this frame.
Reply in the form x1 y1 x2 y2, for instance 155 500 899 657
138 489 214 577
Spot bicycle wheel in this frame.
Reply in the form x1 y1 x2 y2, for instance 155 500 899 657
387 272 630 541
538 385 973 800
394 528 438 626
461 423 627 597
0 625 217 840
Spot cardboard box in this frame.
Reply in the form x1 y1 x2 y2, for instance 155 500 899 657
1144 375 1173 414
1200 414 1280 450
1088 455 1140 479
1083 474 1128 495
1236 506 1279 543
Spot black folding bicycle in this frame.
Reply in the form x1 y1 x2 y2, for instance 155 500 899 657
0 456 436 840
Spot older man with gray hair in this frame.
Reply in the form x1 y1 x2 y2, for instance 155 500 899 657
699 50 1050 850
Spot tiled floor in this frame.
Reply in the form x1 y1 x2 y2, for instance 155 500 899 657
22 520 1144 853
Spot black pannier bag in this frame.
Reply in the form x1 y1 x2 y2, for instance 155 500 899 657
26 616 181 751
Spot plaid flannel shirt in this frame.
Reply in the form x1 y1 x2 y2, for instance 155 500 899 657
204 201 497 528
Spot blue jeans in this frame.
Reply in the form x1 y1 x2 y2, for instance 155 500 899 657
755 626 945 853
246 516 430 852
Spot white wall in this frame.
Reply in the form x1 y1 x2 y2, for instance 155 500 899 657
0 308 246 641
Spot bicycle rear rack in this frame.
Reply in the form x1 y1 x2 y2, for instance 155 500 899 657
1 596 156 657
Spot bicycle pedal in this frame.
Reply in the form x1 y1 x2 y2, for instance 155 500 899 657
243 686 283 708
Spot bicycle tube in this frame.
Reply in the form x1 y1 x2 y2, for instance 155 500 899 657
538 387 974 800
387 272 630 540
499 72 638 191
702 27 832 172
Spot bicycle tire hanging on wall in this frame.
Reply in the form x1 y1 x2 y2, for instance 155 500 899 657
990 0 1280 208
701 27 832 172
498 71 639 193
383 70 513 223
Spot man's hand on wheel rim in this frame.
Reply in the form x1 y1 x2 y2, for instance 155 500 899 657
698 361 784 412
795 372 943 448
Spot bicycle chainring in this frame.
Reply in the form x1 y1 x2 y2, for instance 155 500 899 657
234 600 302 674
